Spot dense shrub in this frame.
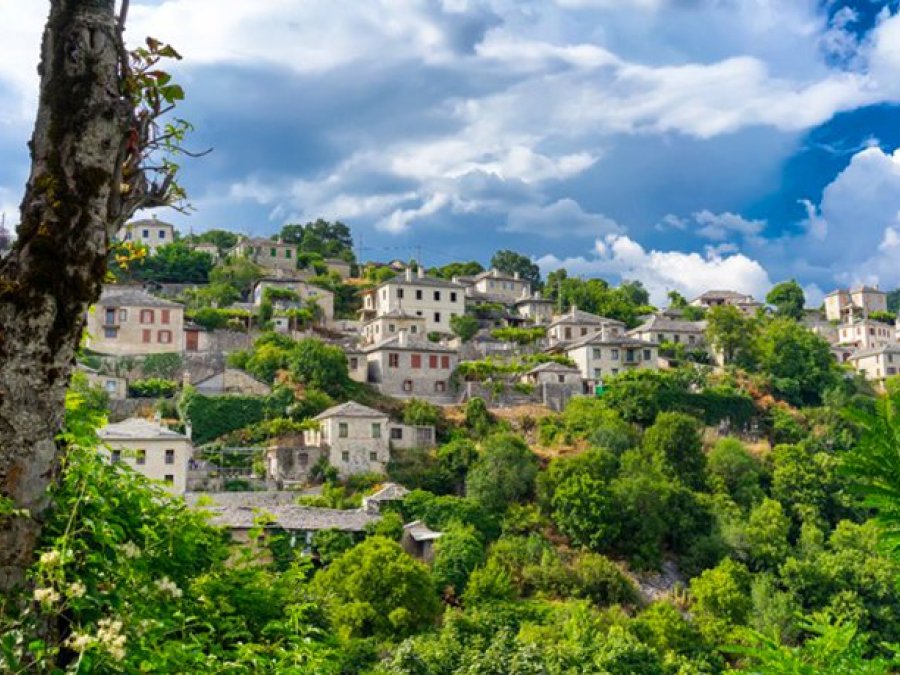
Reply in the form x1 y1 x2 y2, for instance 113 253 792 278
178 387 267 445
128 378 177 398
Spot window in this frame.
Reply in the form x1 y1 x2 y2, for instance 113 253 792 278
298 452 308 466
593 368 602 378
270 248 277 257
643 349 652 361
673 334 680 343
411 326 418 334
434 291 441 301
581 327 588 336
416 310 423 316
285 249 291 258
391 427 403 440
158 229 166 239
140 309 154 324
164 475 174 484
342 451 350 462
118 308 127 322
558 375 565 384
433 312 441 324
142 329 151 343
110 450 121 463
372 423 381 438
388 353 400 368
349 357 358 369
104 327 118 339
592 348 601 359
104 380 117 393
688 335 696 345
397 288 404 299
136 449 146 465
411 354 422 368
158 330 172 344
388 323 396 333
451 292 457 302
435 381 446 392
429 354 439 368
416 289 423 300
370 451 379 461
403 379 413 392
165 449 175 464
611 349 619 360
441 355 450 369
142 229 149 239
104 308 116 325
161 309 170 324
565 327 572 339
612 368 619 375
338 422 348 438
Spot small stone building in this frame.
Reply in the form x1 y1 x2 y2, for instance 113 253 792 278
98 418 193 494
363 331 458 401
193 368 272 396
86 286 185 356
401 520 442 562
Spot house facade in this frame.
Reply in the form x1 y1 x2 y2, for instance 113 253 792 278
192 368 272 397
78 365 128 400
514 292 555 325
86 286 185 356
301 401 436 477
547 307 626 345
252 278 335 323
465 269 532 303
837 318 895 351
230 237 299 272
98 418 192 494
360 268 466 334
824 286 888 322
690 290 762 315
847 345 900 388
363 331 458 400
565 334 659 382
324 258 353 279
116 218 175 253
627 315 707 348
360 308 427 345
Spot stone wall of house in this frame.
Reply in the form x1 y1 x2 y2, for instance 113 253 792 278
107 397 160 422
206 329 258 354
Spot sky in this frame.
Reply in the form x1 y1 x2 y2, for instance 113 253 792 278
1 0 900 305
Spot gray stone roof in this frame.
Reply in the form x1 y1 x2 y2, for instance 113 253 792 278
471 269 523 283
96 286 183 309
526 361 581 375
693 290 758 303
629 315 707 334
381 273 464 289
548 308 624 328
403 520 442 542
566 333 657 350
314 401 388 421
200 504 380 532
123 218 174 229
365 483 410 502
184 491 300 509
848 344 900 359
514 294 553 306
364 334 457 353
98 417 188 441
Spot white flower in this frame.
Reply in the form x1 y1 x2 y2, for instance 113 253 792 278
33 587 60 605
67 582 86 599
154 576 183 598
96 618 127 661
65 632 93 652
39 550 61 566
120 541 141 559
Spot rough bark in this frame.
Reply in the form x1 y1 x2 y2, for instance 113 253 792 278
0 0 131 592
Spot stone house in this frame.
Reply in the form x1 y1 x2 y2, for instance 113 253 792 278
363 331 458 400
230 237 299 273
116 218 175 253
837 318 895 351
78 364 128 399
191 242 220 260
401 520 442 562
98 417 193 494
324 258 353 279
825 286 888 322
847 345 900 388
264 435 325 486
514 292 554 324
564 333 659 382
464 268 532 303
627 315 707 349
547 307 626 345
192 368 272 396
345 347 368 383
252 278 335 324
362 483 410 514
690 290 762 315
86 286 185 356
361 308 427 345
360 268 466 334
301 401 437 477
521 361 583 387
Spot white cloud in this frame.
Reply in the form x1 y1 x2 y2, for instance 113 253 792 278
537 233 772 305
377 193 450 233
504 198 623 238
659 209 766 241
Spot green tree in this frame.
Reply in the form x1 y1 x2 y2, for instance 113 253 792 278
437 439 480 495
210 256 265 299
451 314 480 342
767 279 806 320
431 523 485 596
642 412 706 489
490 250 541 288
311 529 355 565
127 241 214 283
706 437 764 509
430 261 484 280
278 223 305 245
464 397 495 438
310 536 440 638
757 318 839 406
191 228 239 253
690 558 752 641
667 290 688 308
742 498 791 570
466 434 539 514
705 304 756 365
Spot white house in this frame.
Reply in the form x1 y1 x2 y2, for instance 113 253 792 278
690 290 762 315
837 318 895 352
116 218 175 253
465 268 532 303
847 344 900 388
98 418 192 494
86 286 185 356
825 286 888 323
362 331 458 400
361 308 427 345
360 268 466 334
547 307 626 345
564 333 659 382
627 315 707 349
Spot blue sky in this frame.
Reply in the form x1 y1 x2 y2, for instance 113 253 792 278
2 0 900 303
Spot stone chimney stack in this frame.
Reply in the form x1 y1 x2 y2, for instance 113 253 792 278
405 267 413 282
417 266 425 279
398 329 408 347
514 271 520 280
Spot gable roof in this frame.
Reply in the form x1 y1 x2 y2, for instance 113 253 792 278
365 483 410 502
848 344 900 360
314 401 388 421
526 361 581 375
98 417 188 441
471 269 526 284
381 273 464 289
549 307 625 328
364 333 457 353
403 520 443 541
629 315 707 334
197 503 380 532
96 286 183 309
566 332 656 350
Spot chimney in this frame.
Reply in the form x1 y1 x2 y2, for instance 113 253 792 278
492 269 499 277
514 271 520 280
185 422 193 440
417 266 425 279
398 329 408 347
405 268 413 282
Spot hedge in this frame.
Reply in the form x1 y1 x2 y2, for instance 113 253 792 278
179 387 267 445
128 378 177 398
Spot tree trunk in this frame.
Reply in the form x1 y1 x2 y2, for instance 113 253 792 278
0 0 130 592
